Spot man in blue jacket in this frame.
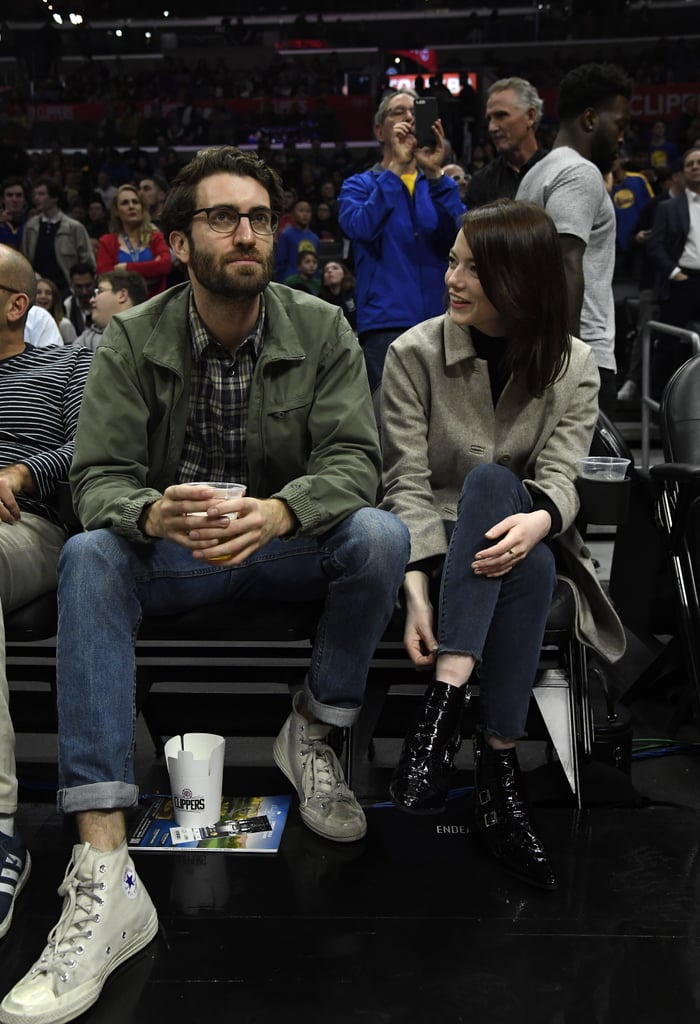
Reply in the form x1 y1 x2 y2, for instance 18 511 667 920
338 89 465 392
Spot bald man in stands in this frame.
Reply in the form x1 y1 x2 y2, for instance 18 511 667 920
0 245 92 941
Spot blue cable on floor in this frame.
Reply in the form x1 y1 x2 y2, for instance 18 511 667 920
371 785 474 809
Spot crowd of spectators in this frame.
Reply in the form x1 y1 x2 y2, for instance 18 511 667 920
1 38 698 367
0 36 698 151
0 83 696 223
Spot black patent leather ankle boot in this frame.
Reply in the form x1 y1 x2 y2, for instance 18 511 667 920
472 728 558 890
389 681 467 814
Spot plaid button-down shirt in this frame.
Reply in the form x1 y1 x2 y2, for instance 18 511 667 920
176 294 265 488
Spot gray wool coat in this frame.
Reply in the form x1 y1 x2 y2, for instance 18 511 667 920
380 314 626 664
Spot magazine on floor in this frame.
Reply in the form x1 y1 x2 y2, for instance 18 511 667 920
128 794 292 853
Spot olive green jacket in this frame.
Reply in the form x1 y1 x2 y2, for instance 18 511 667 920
71 282 380 540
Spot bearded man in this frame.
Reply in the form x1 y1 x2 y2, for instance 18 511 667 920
1 147 409 1024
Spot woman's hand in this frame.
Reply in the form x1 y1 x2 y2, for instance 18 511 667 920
402 570 438 669
472 510 552 578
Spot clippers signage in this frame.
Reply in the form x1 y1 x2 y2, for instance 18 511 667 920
174 788 206 813
539 83 700 123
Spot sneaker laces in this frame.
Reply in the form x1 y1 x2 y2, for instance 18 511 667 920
32 847 105 983
300 739 354 807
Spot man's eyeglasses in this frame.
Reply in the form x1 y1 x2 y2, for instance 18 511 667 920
93 286 114 296
0 282 19 294
385 106 414 120
192 206 278 236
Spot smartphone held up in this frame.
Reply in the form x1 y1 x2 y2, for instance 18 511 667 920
413 97 439 149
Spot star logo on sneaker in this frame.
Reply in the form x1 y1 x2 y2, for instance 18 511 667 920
123 867 138 898
2 853 21 876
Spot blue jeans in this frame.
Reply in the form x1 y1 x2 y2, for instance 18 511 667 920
56 507 409 814
437 465 557 739
359 328 405 393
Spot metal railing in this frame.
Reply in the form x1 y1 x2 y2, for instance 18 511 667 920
640 320 700 471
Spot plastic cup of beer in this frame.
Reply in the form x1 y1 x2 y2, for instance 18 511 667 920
187 481 246 561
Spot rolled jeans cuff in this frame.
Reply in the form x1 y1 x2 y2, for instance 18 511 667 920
58 781 139 816
304 679 362 728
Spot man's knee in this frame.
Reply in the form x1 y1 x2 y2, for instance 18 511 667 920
58 528 130 580
349 507 409 558
333 507 409 580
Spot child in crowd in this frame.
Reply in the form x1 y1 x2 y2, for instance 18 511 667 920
284 250 321 295
274 198 320 282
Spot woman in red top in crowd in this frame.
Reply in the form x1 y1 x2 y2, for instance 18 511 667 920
96 184 171 297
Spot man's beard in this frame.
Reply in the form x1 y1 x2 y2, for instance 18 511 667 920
188 239 274 299
590 133 616 176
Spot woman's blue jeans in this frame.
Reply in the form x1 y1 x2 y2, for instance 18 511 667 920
437 464 557 739
55 507 409 815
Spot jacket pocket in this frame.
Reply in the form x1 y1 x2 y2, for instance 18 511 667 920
266 393 313 420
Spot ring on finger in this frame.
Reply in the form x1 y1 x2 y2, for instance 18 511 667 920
508 548 515 560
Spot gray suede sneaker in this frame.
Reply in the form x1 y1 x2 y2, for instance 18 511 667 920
0 841 158 1024
273 692 367 843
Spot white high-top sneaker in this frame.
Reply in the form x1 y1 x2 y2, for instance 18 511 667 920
273 692 367 842
0 841 158 1024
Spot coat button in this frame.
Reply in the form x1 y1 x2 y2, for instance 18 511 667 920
497 454 511 465
580 545 591 558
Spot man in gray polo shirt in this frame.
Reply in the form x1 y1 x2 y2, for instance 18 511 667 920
517 63 632 418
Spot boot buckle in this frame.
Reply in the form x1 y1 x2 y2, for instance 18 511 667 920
483 810 499 828
477 787 492 806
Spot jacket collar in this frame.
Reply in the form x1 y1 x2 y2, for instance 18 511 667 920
442 314 529 412
259 284 308 364
443 315 478 367
370 160 424 179
137 281 308 374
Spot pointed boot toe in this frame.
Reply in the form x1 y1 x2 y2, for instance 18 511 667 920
472 729 558 891
484 823 559 890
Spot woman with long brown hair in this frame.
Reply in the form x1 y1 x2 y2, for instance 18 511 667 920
96 184 171 297
380 199 624 889
319 260 357 330
34 277 77 344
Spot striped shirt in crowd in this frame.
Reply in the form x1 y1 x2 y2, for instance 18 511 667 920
0 343 93 522
176 294 265 489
